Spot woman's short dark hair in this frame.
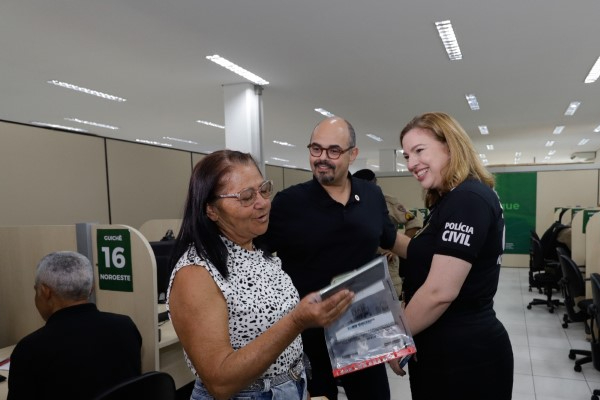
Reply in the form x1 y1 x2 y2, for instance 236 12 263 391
170 150 262 279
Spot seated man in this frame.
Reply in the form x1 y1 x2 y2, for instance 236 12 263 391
8 251 142 400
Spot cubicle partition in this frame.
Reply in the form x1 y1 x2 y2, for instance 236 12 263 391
585 213 600 298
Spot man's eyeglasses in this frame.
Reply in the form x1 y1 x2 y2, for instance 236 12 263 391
306 144 354 159
217 180 273 207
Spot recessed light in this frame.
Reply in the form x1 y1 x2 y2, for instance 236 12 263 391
479 153 486 159
465 94 480 110
135 139 172 147
548 150 556 155
545 141 555 147
486 144 494 150
564 101 581 116
31 121 88 132
594 125 600 133
65 118 119 130
366 133 383 142
273 140 295 147
206 55 269 85
544 156 551 161
283 164 297 169
578 138 590 146
315 108 335 117
368 164 380 169
47 80 126 102
553 126 564 135
478 125 488 135
515 152 522 157
584 56 600 83
196 120 225 129
163 136 198 145
271 157 289 162
435 20 462 60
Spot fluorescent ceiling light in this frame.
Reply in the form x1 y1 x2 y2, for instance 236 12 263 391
435 20 462 60
548 150 556 155
594 125 600 133
564 101 581 116
578 138 590 146
482 159 489 165
315 108 335 117
465 94 480 110
584 56 600 83
65 118 119 130
396 163 406 168
273 140 295 147
206 55 269 85
486 144 494 150
47 80 126 102
553 126 564 135
31 121 88 132
368 164 380 169
545 141 555 147
366 133 383 142
163 136 198 145
478 125 488 135
479 153 486 159
283 164 297 169
514 152 522 157
271 157 289 162
544 156 551 161
196 120 225 129
135 139 172 147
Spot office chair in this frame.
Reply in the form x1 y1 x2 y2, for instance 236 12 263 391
527 237 562 313
528 231 543 293
92 371 176 400
559 253 593 372
589 273 600 400
558 251 592 329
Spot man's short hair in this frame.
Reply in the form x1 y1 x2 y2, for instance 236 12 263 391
35 251 94 300
352 168 376 182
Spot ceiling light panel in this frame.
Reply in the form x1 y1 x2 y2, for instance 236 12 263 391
31 121 88 132
315 108 335 117
65 118 119 130
594 125 600 133
578 138 590 146
135 139 172 147
47 80 126 102
478 125 488 135
545 141 555 147
553 126 564 135
564 101 581 116
366 133 383 142
206 55 269 85
163 136 198 145
435 20 462 60
486 145 494 150
273 140 295 147
196 120 225 129
465 94 480 110
584 56 600 83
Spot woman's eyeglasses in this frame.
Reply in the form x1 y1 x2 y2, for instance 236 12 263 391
217 180 273 207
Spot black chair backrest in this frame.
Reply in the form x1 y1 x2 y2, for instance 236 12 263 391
540 221 570 261
559 254 586 298
92 371 176 400
530 238 545 272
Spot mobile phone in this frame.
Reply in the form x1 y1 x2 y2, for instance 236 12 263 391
399 354 412 368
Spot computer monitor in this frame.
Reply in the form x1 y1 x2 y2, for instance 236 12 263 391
149 240 176 304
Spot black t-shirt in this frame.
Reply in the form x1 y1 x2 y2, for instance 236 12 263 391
403 179 504 320
258 175 397 297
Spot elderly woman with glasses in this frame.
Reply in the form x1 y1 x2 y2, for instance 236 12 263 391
167 150 353 400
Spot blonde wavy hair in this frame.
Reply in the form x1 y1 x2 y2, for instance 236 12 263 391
400 112 494 208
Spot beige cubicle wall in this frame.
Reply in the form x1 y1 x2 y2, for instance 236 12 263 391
105 140 192 229
283 168 313 188
191 152 206 168
266 164 285 194
139 219 183 242
0 225 78 348
0 122 110 226
378 176 424 212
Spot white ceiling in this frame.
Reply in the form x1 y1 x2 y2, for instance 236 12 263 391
2 0 600 171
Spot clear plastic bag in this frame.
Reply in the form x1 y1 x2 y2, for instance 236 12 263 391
320 256 416 376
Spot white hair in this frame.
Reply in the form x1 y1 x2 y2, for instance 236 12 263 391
35 251 93 300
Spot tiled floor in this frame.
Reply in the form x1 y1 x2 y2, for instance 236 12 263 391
337 267 600 400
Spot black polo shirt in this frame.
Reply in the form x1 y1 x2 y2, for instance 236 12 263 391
259 174 397 297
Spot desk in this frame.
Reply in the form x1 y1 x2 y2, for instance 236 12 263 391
157 304 195 389
0 345 15 400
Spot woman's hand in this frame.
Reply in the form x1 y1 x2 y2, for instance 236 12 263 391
290 289 354 330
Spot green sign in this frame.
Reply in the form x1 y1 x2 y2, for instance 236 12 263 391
494 172 537 254
96 229 133 292
583 210 600 234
